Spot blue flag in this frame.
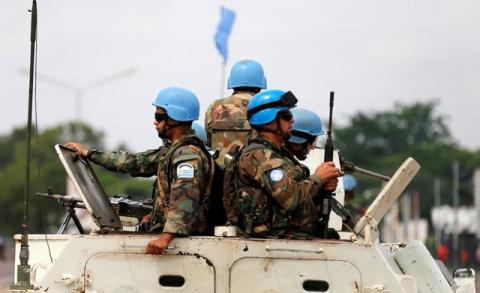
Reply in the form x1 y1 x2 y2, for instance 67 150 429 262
214 6 236 63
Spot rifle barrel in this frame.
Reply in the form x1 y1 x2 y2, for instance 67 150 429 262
353 166 390 182
36 192 83 204
340 160 391 182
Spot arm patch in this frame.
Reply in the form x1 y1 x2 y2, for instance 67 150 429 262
176 162 195 179
269 169 284 182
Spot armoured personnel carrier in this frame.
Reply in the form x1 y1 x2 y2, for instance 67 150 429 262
10 145 470 293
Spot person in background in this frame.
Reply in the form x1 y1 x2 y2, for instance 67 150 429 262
204 60 267 166
192 122 207 144
342 174 367 224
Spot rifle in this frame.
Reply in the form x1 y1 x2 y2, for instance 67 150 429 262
330 197 357 231
37 191 154 231
318 91 335 238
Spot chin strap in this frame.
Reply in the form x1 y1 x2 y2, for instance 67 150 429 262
260 120 291 140
296 150 307 160
286 141 308 160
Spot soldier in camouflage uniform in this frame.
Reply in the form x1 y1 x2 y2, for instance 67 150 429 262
285 108 324 162
285 109 362 235
234 90 343 238
204 60 267 166
67 87 212 254
64 141 170 178
284 108 339 236
65 126 206 179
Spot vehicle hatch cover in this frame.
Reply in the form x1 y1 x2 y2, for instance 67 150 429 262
55 144 122 230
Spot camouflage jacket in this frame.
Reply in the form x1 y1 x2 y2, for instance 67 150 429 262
204 91 256 165
153 134 212 236
236 137 324 237
89 139 171 177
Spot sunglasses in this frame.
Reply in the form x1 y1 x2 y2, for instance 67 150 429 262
291 130 317 144
154 112 168 122
277 110 293 121
306 136 317 145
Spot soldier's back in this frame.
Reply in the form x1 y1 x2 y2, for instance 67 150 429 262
205 91 256 165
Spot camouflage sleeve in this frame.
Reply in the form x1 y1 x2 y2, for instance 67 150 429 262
241 149 323 212
204 103 214 147
90 148 163 177
163 146 208 235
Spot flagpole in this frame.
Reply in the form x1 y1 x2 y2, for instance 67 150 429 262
219 60 226 98
214 6 235 98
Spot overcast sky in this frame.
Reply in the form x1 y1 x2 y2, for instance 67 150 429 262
2 0 479 152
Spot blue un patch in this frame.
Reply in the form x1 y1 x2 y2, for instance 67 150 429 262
269 169 284 182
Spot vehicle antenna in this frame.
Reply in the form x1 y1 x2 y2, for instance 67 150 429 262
11 0 37 290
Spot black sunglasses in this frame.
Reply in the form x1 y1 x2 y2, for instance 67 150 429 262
155 112 168 122
291 130 317 144
277 110 293 121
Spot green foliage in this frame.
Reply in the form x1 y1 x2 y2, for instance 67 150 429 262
335 100 480 219
0 122 152 236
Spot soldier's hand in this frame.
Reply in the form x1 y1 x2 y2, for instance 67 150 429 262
141 213 152 224
314 162 343 182
64 142 88 158
145 233 174 255
323 178 339 192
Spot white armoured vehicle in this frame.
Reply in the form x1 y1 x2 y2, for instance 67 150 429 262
10 146 470 293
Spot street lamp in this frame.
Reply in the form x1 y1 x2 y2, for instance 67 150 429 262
20 67 136 123
19 68 137 226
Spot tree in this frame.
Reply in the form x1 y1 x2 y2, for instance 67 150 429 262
0 122 153 236
334 100 480 218
335 99 451 164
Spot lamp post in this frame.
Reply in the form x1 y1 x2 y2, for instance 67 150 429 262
19 68 137 216
20 67 136 125
452 161 459 267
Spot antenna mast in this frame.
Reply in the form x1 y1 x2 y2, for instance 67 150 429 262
11 0 37 290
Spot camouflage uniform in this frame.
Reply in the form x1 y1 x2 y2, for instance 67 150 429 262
89 139 171 177
90 135 211 236
236 137 324 238
152 133 212 236
205 91 256 165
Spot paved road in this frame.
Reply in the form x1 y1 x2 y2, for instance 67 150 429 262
0 258 14 293
0 243 15 293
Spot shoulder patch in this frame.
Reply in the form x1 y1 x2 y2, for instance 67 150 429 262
176 163 195 179
269 168 284 182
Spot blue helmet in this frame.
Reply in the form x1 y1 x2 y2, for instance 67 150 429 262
192 122 207 143
227 60 267 89
247 89 298 126
152 87 199 122
343 174 357 192
288 108 325 144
